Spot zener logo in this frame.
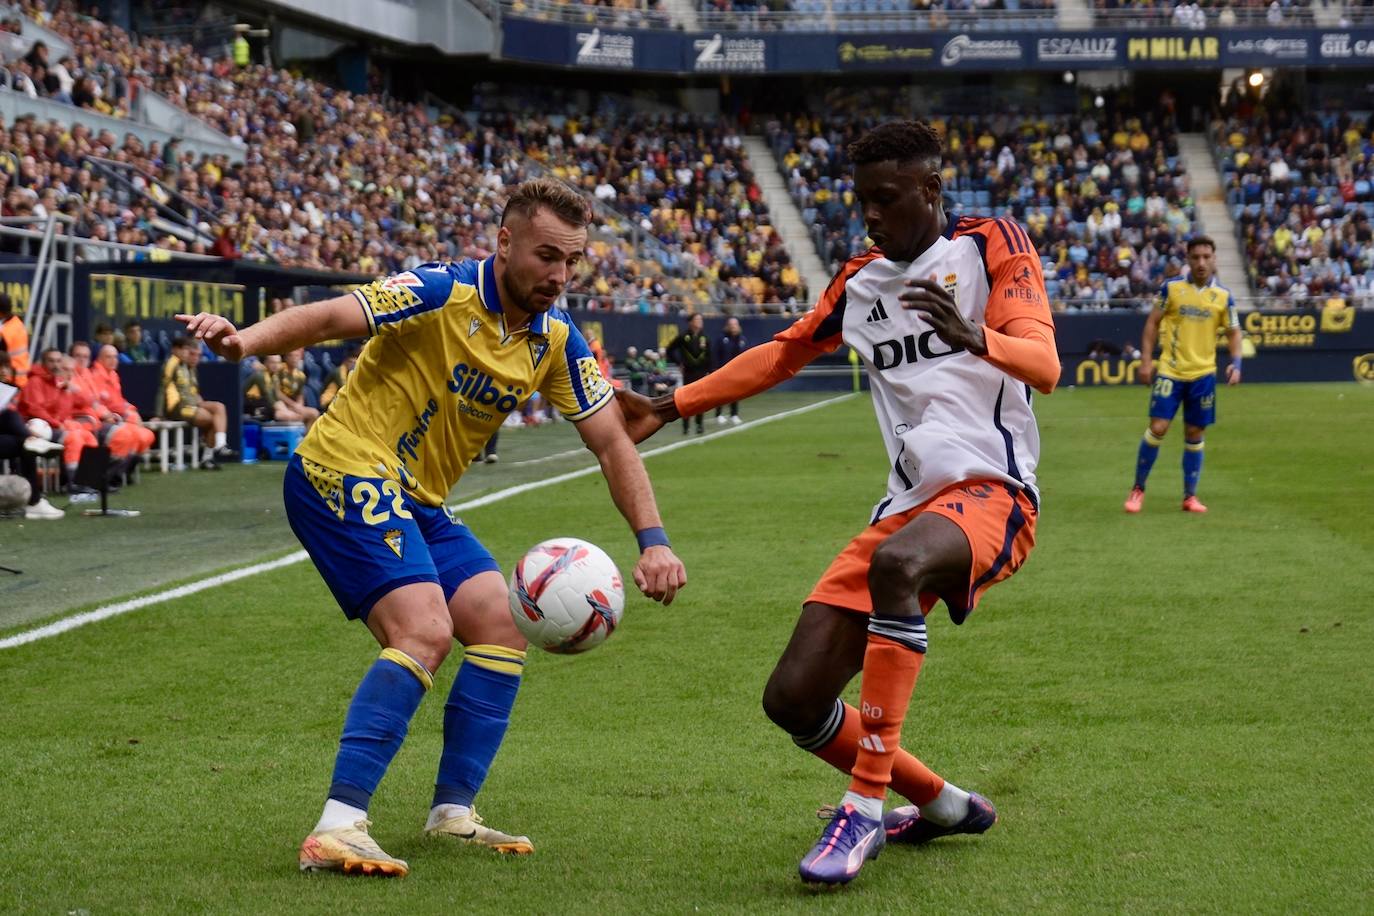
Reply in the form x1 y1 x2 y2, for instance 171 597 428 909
575 28 635 69
693 33 766 72
872 331 964 370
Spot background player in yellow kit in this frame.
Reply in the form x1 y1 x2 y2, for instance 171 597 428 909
178 178 686 878
1125 236 1243 514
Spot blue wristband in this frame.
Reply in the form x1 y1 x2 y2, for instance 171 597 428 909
1230 357 1242 372
636 527 671 552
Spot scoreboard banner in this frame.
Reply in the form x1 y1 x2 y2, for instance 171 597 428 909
500 19 1374 73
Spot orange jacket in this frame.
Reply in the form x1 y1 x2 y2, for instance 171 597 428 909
16 363 77 425
92 361 139 419
1 315 29 387
67 364 112 423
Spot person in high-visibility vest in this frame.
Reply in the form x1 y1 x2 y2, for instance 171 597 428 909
232 31 250 67
0 293 30 388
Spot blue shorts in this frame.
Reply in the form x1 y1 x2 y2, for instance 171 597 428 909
1148 373 1216 428
283 454 500 620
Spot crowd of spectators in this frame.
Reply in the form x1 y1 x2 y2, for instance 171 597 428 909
699 0 1054 32
485 109 806 309
769 109 1198 309
506 0 672 28
1217 108 1374 305
1091 0 1312 27
2 2 803 312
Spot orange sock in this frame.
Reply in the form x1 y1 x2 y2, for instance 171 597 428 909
808 702 944 805
849 634 924 799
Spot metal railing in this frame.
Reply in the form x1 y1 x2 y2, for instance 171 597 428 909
79 156 272 261
1089 5 1317 27
499 0 1327 30
83 157 219 235
0 217 220 357
498 0 1054 31
499 0 678 28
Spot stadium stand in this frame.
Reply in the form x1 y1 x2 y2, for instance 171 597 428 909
2 2 804 312
1216 108 1374 305
767 109 1199 309
1091 0 1315 28
484 107 805 308
507 0 673 28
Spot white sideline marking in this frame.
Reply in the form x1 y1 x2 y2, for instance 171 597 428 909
0 393 854 649
0 552 309 650
451 394 855 512
506 446 586 467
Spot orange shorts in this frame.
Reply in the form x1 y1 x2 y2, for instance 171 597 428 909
806 480 1038 624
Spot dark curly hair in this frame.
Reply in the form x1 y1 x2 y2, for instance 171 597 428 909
848 120 943 168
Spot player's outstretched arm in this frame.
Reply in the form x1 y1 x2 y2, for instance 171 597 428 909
176 294 370 362
575 398 687 605
672 339 817 419
615 338 816 443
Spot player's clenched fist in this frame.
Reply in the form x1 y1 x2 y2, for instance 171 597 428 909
633 545 687 605
176 312 247 362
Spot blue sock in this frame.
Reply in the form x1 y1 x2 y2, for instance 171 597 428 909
1183 438 1204 496
433 644 526 809
327 648 433 810
1134 430 1163 490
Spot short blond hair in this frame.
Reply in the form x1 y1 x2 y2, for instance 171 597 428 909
501 178 592 229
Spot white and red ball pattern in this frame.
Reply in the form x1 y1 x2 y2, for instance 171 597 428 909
508 538 625 654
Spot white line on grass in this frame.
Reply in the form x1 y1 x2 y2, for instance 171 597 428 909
0 551 309 650
505 446 588 467
0 393 854 649
451 393 855 512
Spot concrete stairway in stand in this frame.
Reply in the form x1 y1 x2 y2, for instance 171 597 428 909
741 134 832 301
1177 132 1249 293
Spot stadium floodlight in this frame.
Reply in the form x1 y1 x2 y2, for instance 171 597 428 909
1247 70 1265 88
1063 71 1075 85
1094 94 1105 108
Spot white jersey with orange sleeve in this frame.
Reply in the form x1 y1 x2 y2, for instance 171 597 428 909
778 215 1055 523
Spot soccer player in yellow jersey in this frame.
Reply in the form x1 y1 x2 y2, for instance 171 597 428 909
177 179 687 878
1125 236 1242 514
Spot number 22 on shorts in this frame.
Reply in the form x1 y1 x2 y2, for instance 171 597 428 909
351 480 414 525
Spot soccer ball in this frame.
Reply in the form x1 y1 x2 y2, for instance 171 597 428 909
508 538 625 654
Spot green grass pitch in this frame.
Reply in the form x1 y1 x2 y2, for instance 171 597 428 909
1 384 1371 914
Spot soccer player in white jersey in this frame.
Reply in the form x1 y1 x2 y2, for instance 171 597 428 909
178 179 686 878
618 121 1060 887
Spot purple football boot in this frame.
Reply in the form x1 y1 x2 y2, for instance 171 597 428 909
883 792 998 845
798 803 885 887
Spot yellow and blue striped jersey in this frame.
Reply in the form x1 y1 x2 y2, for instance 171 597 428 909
296 258 614 506
1155 276 1239 382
